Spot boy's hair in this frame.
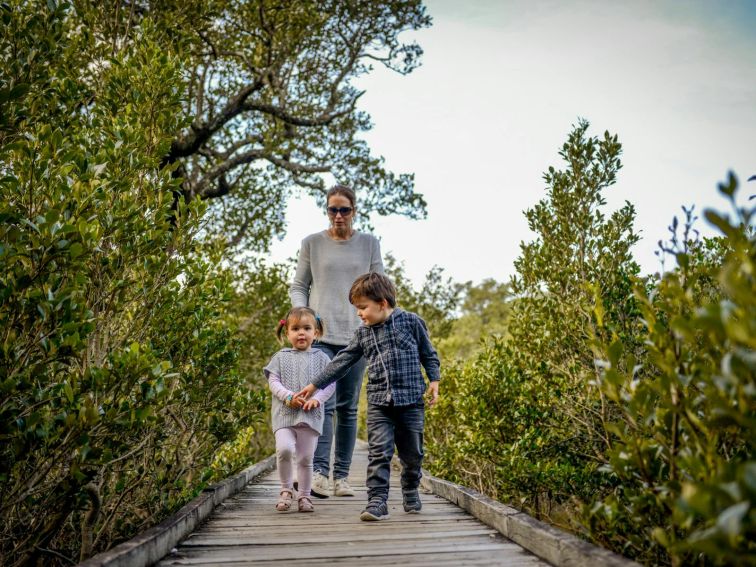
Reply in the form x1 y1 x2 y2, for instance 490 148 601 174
275 306 324 343
349 273 397 308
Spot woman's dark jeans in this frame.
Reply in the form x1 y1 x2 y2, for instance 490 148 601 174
312 342 366 480
365 400 425 503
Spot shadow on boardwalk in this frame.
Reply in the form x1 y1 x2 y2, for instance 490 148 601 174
157 444 547 566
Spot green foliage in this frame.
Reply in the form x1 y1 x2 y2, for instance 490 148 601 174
436 279 513 360
71 0 432 251
208 259 294 477
426 120 755 566
384 253 462 341
587 174 755 565
0 3 263 564
427 119 642 527
1 1 432 563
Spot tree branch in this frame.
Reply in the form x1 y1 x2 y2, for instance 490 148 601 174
193 147 329 199
169 79 265 160
240 95 361 127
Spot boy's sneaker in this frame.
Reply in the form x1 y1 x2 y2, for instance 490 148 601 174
360 500 390 521
402 488 422 513
310 472 331 498
333 478 355 497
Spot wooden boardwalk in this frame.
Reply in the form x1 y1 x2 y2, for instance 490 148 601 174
157 446 548 566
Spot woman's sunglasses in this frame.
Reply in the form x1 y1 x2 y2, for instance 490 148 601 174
327 206 354 216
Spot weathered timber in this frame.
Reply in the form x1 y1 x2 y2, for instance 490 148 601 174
79 439 639 567
155 444 549 566
420 469 640 567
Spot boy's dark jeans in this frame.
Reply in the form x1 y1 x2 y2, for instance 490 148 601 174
366 400 424 503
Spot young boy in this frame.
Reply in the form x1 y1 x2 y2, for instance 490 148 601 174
296 272 440 521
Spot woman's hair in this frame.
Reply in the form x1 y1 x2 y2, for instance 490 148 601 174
276 306 325 343
326 184 356 208
349 273 397 308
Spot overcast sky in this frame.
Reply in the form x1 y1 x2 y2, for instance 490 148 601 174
269 0 756 286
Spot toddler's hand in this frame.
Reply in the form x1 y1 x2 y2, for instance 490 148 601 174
286 394 304 408
302 399 320 411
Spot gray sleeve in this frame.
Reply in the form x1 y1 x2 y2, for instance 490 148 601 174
370 237 384 274
263 352 281 379
289 238 312 307
312 333 364 389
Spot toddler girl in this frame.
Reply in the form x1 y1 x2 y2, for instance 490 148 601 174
264 307 334 512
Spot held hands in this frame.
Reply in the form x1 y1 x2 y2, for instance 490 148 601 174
296 384 317 401
285 394 304 409
286 385 320 411
426 381 440 406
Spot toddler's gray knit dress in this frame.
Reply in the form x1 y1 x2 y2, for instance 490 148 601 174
264 348 331 434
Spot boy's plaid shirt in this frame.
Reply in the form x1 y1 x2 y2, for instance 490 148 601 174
312 308 440 406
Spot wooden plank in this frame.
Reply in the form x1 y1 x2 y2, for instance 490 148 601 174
156 445 549 567
191 524 491 539
159 549 545 566
182 528 499 546
159 541 528 563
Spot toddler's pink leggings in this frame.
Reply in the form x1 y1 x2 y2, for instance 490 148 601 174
275 424 320 497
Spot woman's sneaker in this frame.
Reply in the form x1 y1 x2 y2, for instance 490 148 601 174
360 500 389 521
310 472 331 498
402 488 422 513
333 478 355 497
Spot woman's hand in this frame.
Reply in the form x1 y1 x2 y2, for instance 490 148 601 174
302 398 320 411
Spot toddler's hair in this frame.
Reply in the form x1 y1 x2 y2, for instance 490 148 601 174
349 272 397 308
276 306 324 343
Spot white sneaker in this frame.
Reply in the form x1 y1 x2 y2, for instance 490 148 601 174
310 472 331 498
333 478 355 497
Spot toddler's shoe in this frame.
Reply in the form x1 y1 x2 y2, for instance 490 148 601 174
275 489 294 512
310 472 331 498
298 495 314 513
360 500 389 521
402 488 422 513
333 478 355 497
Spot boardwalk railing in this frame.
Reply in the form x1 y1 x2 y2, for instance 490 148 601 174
79 444 638 566
78 456 276 567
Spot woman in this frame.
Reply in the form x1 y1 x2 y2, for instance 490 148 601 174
290 184 384 497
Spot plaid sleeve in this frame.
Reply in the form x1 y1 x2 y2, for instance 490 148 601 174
312 331 364 389
413 316 440 381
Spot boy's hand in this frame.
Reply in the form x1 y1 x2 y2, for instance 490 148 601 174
426 381 439 406
296 384 317 400
302 398 320 411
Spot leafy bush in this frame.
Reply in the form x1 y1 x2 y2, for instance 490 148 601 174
426 120 755 566
435 279 513 361
427 119 641 526
0 5 270 564
587 174 755 565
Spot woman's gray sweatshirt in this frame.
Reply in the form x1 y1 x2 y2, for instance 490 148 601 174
290 230 383 345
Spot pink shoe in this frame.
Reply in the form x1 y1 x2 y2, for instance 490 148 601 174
276 490 293 512
298 495 314 512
